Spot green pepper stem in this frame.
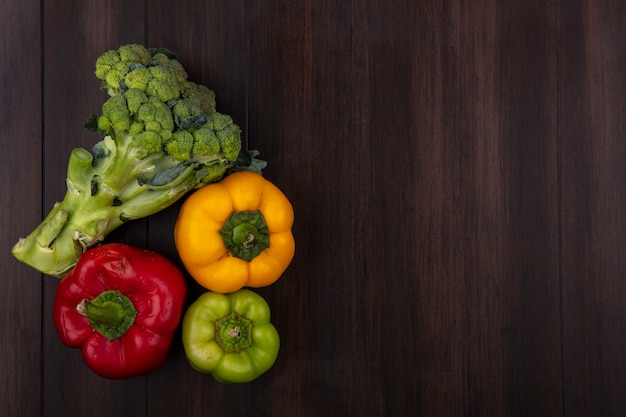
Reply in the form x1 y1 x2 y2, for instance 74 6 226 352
76 290 137 341
227 326 242 338
215 312 253 353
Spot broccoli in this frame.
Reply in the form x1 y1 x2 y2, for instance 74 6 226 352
12 44 266 277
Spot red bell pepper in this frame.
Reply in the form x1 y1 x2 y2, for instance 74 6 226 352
53 243 187 379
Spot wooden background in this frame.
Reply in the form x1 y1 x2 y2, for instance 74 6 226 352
1 0 625 416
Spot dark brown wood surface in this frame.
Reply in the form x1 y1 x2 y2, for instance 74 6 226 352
1 1 624 416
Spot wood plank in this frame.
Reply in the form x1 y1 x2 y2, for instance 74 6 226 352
453 2 562 416
559 1 626 415
40 1 148 416
247 0 355 415
351 1 459 415
0 0 43 415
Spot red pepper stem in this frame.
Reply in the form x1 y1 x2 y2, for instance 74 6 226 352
77 299 125 327
76 290 137 341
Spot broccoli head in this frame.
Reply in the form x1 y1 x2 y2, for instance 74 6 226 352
12 44 266 277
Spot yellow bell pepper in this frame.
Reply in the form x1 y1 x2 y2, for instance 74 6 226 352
174 171 295 293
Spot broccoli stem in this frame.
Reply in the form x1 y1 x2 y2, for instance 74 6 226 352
66 148 94 192
11 139 196 278
113 176 194 221
12 163 116 276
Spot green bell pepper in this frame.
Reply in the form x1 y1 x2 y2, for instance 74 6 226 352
182 289 280 383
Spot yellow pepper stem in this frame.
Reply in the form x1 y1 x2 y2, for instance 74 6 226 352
219 210 270 262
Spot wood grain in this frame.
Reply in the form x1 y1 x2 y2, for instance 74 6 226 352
351 1 458 415
559 1 626 416
247 0 356 414
0 0 624 416
0 1 42 416
454 2 562 416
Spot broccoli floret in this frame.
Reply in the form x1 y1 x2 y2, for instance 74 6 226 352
192 127 220 157
217 128 242 161
12 44 265 277
145 65 181 102
117 44 152 65
94 50 124 90
206 112 242 161
123 88 148 114
172 97 203 122
151 52 188 82
100 94 131 133
124 67 152 91
136 96 175 134
197 163 228 184
182 82 216 114
95 45 152 93
133 130 164 156
165 131 194 161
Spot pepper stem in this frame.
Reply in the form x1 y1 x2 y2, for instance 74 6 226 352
219 210 270 262
76 290 137 341
215 312 253 353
